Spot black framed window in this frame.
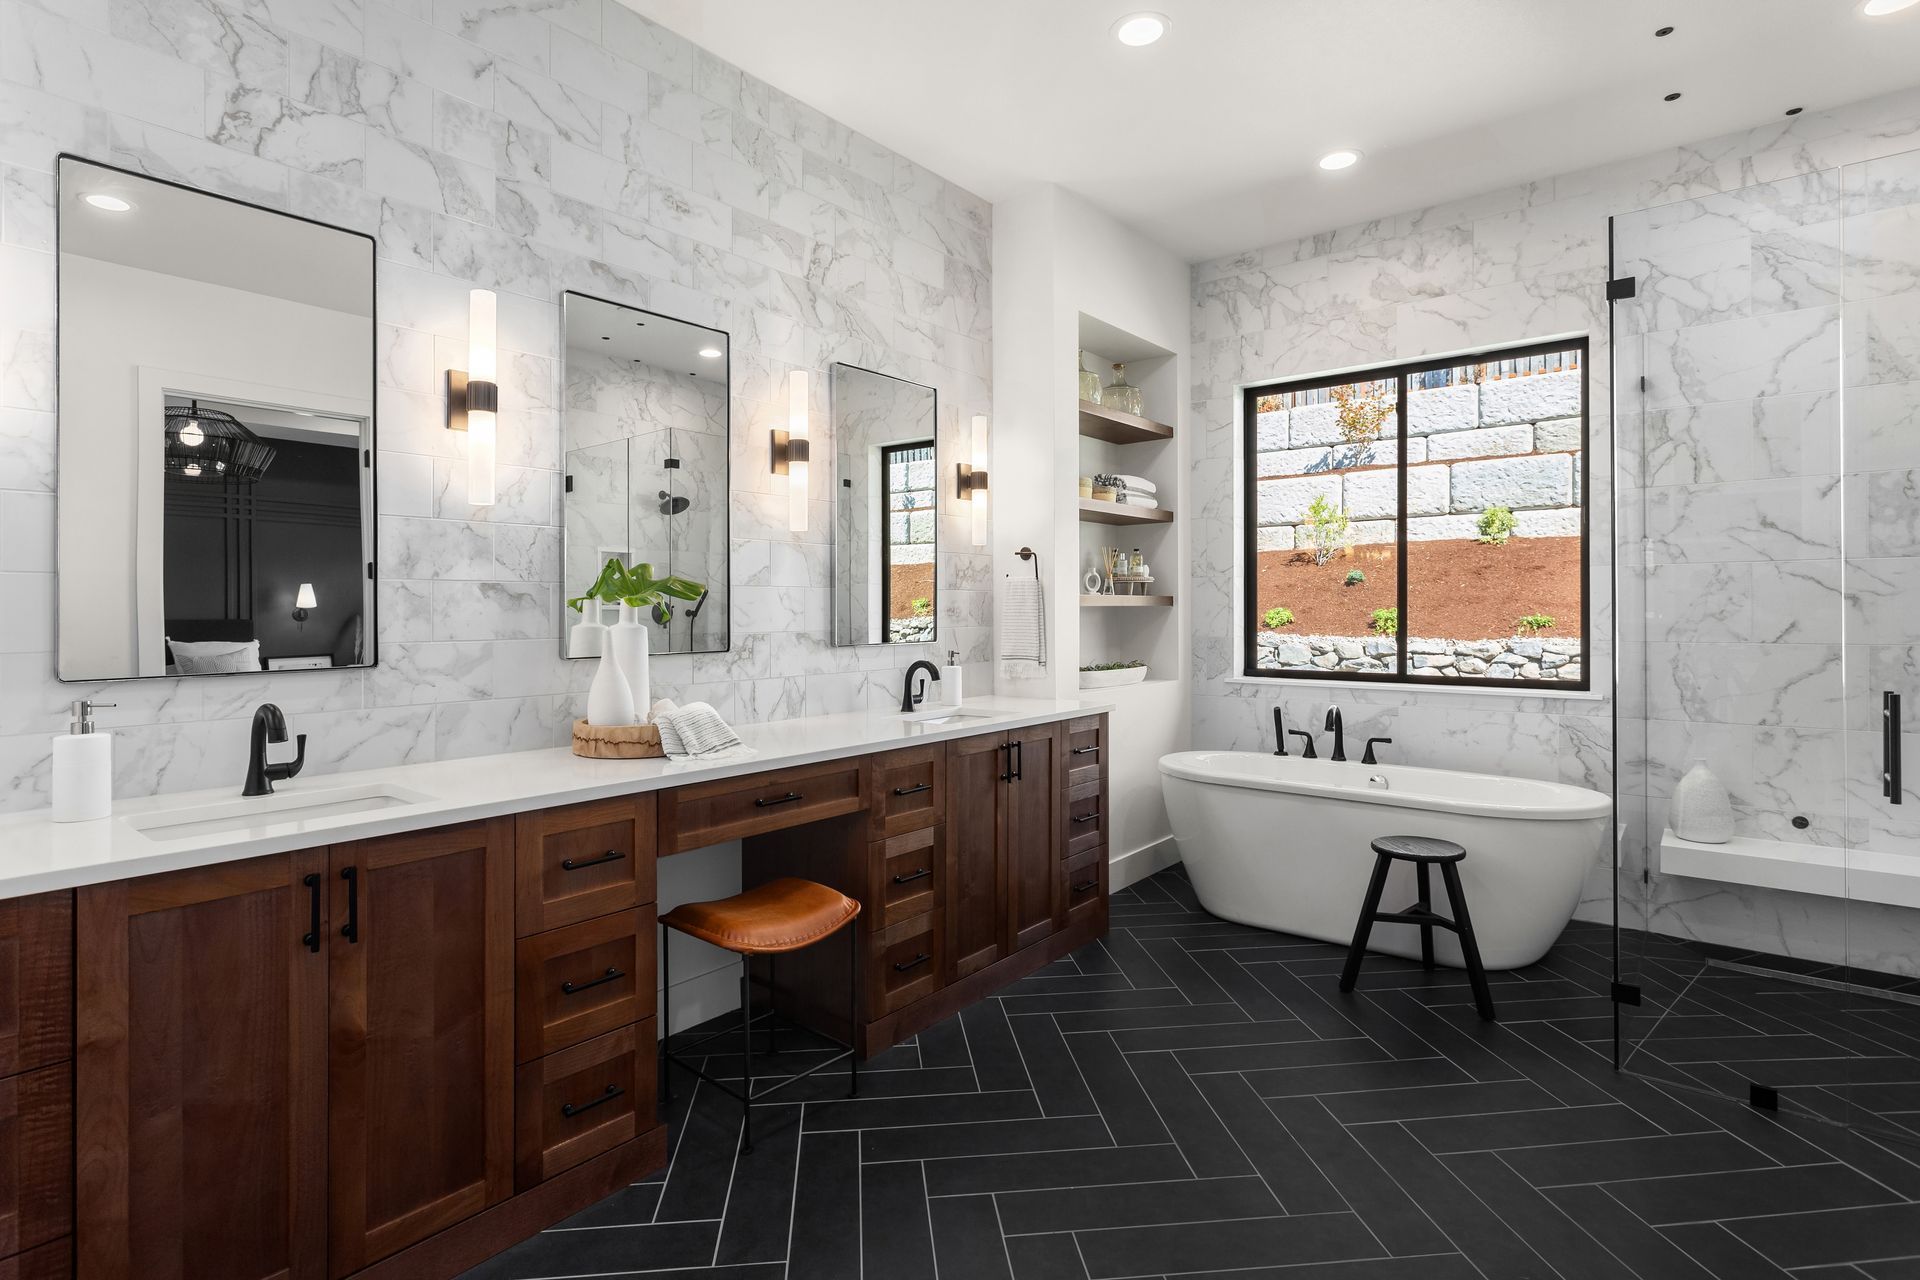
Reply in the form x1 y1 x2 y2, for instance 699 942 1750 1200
1240 337 1588 690
882 441 935 642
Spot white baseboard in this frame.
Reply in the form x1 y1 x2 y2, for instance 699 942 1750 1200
1112 837 1180 892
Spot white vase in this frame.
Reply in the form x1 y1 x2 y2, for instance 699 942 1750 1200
585 652 634 727
1672 758 1734 844
609 602 651 721
567 616 604 659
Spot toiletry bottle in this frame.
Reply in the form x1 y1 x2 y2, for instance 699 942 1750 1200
940 649 964 705
52 699 115 822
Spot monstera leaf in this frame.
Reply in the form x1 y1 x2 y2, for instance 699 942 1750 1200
567 558 705 613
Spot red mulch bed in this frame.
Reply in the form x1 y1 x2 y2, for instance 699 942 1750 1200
1256 537 1583 638
888 563 935 619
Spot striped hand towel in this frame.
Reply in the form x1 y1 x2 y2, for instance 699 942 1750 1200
649 699 747 758
999 577 1047 679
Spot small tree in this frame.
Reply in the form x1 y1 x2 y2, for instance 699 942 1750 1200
1301 493 1354 567
1331 381 1393 446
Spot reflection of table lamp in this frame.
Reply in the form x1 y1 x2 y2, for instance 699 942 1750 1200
293 583 316 629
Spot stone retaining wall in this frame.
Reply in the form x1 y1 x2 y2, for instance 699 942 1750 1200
1255 631 1584 681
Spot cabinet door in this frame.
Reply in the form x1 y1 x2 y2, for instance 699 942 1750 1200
327 817 514 1276
1006 722 1065 951
943 733 1007 980
76 852 329 1280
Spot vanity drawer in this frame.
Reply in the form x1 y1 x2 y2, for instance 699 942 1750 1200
661 760 867 854
1065 848 1106 925
869 911 943 1019
514 909 655 1063
871 827 942 928
870 745 944 839
514 1022 650 1191
515 796 657 936
1063 716 1108 790
1065 780 1106 861
0 1063 72 1260
0 893 72 1079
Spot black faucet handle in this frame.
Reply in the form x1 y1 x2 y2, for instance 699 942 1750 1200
272 733 308 782
1287 729 1317 759
1362 736 1392 765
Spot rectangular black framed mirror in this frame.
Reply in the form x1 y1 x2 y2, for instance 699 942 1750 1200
830 363 938 647
55 156 377 680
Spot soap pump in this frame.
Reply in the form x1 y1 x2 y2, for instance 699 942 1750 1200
940 649 964 706
52 699 115 822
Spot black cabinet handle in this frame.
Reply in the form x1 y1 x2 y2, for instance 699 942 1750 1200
1072 811 1102 824
1888 692 1904 806
755 792 802 808
302 872 321 953
561 966 625 995
1000 742 1015 782
561 1083 624 1118
1012 738 1024 781
1072 879 1098 894
339 865 358 943
891 782 932 797
1072 744 1099 755
891 867 932 885
560 849 626 871
893 952 931 973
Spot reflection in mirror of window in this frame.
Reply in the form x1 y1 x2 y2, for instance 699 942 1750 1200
830 365 939 647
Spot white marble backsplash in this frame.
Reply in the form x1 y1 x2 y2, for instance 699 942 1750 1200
0 0 993 809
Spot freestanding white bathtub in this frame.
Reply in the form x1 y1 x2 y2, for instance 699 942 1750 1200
1160 751 1611 969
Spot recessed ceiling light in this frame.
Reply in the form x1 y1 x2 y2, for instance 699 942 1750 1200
1863 0 1920 15
1111 12 1169 46
1318 150 1361 171
1785 106 1804 115
82 193 132 212
1654 25 1674 35
1664 92 1683 102
698 347 722 359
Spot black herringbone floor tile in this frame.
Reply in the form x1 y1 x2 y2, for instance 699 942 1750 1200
466 866 1920 1280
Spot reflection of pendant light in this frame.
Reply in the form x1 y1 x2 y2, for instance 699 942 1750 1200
293 583 316 628
164 402 276 484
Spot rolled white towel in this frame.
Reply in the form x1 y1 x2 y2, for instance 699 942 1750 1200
1110 473 1157 496
1116 493 1160 509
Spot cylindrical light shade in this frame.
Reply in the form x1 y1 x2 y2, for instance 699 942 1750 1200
787 369 809 532
467 289 497 506
969 414 989 547
294 583 317 609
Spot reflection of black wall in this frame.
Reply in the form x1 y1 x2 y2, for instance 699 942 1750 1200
164 437 364 664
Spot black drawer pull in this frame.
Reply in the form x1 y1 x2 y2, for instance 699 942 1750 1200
561 1083 624 1118
891 782 932 797
1072 745 1100 755
339 865 359 943
893 952 932 973
302 872 321 953
561 966 625 995
1072 879 1098 893
1072 811 1102 824
892 867 932 885
561 849 626 872
755 792 802 808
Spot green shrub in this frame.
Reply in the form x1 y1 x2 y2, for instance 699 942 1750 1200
1302 493 1354 567
1516 613 1556 635
1369 607 1398 636
1262 606 1295 630
1476 505 1517 545
1344 569 1365 587
911 597 931 616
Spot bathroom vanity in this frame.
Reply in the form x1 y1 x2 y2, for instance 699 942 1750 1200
0 701 1107 1280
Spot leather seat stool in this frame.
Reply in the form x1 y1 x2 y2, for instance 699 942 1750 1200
659 877 862 1152
1338 835 1495 1021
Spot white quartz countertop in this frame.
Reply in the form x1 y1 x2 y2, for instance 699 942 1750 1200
0 697 1110 901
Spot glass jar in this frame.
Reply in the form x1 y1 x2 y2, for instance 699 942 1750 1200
1104 363 1144 416
1077 351 1102 404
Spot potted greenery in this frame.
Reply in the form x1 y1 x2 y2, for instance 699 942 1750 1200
1078 659 1149 689
568 558 705 726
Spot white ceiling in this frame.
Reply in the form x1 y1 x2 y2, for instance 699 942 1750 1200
625 0 1920 262
563 291 728 379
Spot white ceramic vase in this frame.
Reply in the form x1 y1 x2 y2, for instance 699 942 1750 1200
609 603 651 721
585 651 634 727
1672 758 1734 844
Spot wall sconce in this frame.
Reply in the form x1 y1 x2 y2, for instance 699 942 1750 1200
292 583 316 629
445 288 498 506
770 368 810 532
956 413 990 546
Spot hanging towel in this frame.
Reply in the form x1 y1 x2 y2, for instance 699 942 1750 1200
1110 474 1158 496
999 577 1047 678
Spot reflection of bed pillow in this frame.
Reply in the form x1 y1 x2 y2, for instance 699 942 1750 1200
167 637 262 674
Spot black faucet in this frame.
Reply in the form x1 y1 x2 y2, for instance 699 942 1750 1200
1324 706 1346 762
899 660 942 713
243 703 307 797
1362 736 1392 765
1273 706 1287 756
1287 729 1317 758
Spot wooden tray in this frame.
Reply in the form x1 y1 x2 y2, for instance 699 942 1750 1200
572 719 665 759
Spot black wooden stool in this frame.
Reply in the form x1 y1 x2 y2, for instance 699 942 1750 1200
1338 835 1495 1020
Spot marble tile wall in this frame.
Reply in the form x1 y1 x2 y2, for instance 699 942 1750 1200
0 0 992 809
1189 86 1920 947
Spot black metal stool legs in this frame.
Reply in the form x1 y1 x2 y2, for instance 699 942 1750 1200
847 923 859 1098
1339 852 1393 993
739 963 755 1154
1341 836 1496 1022
660 930 673 1106
1416 861 1435 971
1439 860 1496 1021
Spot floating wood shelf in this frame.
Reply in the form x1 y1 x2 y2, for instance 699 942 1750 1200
1078 400 1174 445
1078 498 1172 526
1080 594 1174 608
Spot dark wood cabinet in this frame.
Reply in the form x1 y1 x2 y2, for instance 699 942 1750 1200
76 853 329 1280
944 732 1008 981
327 819 514 1276
1006 722 1065 951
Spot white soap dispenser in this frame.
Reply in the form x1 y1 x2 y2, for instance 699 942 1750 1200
52 699 115 822
940 650 964 706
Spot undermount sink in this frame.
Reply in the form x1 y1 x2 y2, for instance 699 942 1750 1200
123 783 435 841
900 709 1000 727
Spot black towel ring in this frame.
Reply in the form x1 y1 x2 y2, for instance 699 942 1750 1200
1014 547 1039 579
